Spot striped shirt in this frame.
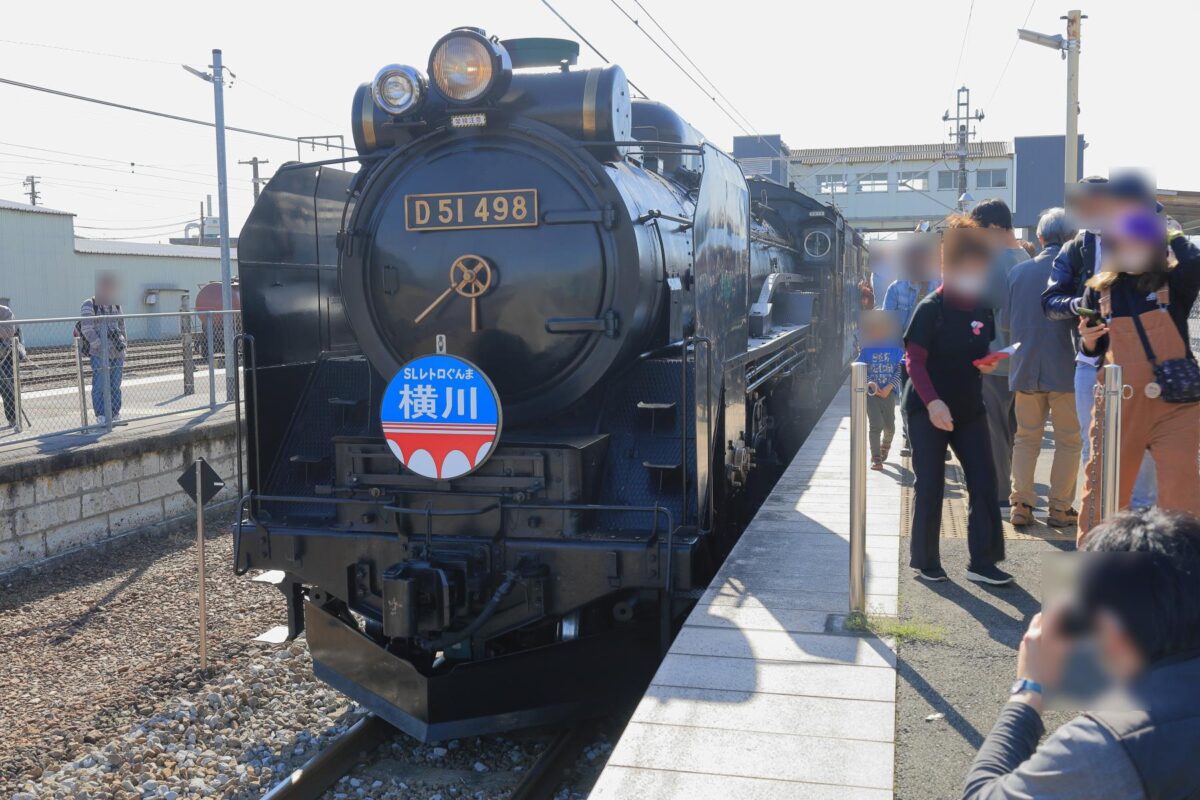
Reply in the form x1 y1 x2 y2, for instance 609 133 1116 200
79 297 127 355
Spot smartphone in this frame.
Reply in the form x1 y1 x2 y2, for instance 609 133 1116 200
1077 306 1102 327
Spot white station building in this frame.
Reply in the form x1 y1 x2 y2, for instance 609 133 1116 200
0 198 234 346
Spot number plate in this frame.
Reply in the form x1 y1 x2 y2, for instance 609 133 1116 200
405 189 538 232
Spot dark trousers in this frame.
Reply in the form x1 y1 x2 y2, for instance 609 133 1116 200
909 409 1005 571
0 359 14 424
867 393 896 458
982 374 1016 503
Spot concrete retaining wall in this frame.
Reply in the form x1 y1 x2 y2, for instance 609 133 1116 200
0 416 241 574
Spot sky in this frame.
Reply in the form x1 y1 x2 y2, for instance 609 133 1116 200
1 0 1197 240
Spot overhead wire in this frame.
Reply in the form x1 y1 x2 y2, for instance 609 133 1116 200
607 0 750 137
987 0 1040 105
539 0 648 98
629 0 760 140
0 37 178 65
0 37 342 128
0 140 252 183
948 0 978 101
75 219 197 231
0 76 344 149
0 151 226 188
0 170 220 203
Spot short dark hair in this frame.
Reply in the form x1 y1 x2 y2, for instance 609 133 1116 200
1084 509 1200 662
970 198 1013 231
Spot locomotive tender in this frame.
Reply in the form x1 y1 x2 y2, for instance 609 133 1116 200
234 27 865 740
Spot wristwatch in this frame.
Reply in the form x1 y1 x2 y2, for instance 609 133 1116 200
1010 678 1043 697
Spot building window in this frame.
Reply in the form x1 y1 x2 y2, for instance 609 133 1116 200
857 172 889 193
740 157 773 176
817 173 847 194
937 170 958 191
898 171 929 192
976 168 1007 189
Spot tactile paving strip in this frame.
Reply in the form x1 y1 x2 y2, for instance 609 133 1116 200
900 454 1074 542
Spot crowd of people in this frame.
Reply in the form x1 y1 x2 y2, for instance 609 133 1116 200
860 172 1200 585
859 174 1200 797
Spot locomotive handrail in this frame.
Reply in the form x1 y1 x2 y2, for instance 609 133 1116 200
232 333 261 518
582 139 706 153
275 151 388 172
636 209 693 228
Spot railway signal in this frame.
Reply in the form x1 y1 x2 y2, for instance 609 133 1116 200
177 458 226 670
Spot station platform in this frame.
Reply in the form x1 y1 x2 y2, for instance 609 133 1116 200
590 382 903 799
0 407 240 575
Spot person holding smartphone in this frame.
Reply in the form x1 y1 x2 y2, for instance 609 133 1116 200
961 508 1200 800
903 215 1011 585
1075 210 1200 539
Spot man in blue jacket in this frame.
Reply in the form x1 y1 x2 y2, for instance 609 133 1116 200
1041 174 1157 510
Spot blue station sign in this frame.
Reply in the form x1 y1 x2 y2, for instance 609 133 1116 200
380 354 502 480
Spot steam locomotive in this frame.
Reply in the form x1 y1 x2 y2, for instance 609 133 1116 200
234 27 865 741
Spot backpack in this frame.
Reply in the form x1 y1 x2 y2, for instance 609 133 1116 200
74 297 94 357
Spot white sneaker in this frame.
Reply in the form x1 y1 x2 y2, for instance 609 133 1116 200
94 415 107 426
112 414 123 423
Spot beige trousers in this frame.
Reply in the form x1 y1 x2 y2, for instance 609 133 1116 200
1010 390 1082 511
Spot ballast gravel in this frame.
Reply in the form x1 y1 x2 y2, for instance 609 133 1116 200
0 509 612 799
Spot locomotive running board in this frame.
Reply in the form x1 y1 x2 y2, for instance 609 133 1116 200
305 600 659 742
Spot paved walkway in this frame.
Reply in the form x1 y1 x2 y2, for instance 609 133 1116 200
590 382 903 799
0 406 237 476
1 367 233 448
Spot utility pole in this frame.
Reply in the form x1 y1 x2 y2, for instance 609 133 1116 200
239 156 269 201
1063 11 1083 185
1019 10 1086 191
183 51 237 401
22 175 40 206
943 87 984 212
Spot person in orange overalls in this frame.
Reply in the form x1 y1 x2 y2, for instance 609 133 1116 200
1076 210 1200 541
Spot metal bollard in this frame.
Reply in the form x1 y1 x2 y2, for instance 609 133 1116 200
206 313 217 409
74 336 89 428
11 334 22 434
849 362 868 616
1099 363 1125 521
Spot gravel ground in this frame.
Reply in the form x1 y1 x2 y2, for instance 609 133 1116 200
893 521 1075 798
1 508 622 800
0 507 277 795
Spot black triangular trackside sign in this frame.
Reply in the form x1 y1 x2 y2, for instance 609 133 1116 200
177 458 225 506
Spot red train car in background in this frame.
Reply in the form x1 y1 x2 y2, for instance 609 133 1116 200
194 278 239 354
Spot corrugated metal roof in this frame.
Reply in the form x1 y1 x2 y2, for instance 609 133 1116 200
789 141 1011 166
74 239 236 260
0 197 74 216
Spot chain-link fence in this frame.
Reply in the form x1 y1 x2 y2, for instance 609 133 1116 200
0 310 241 444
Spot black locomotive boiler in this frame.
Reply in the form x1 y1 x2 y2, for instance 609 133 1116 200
233 28 864 741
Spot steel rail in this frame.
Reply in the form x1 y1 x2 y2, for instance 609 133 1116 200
508 724 593 800
261 714 395 800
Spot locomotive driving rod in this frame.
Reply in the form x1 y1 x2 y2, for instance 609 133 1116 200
261 714 395 800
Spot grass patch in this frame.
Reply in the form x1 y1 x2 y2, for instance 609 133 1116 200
846 612 946 643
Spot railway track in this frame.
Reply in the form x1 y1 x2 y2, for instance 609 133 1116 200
262 715 598 800
18 339 230 390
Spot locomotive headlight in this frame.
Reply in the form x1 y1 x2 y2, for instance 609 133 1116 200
372 65 426 116
429 28 511 104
